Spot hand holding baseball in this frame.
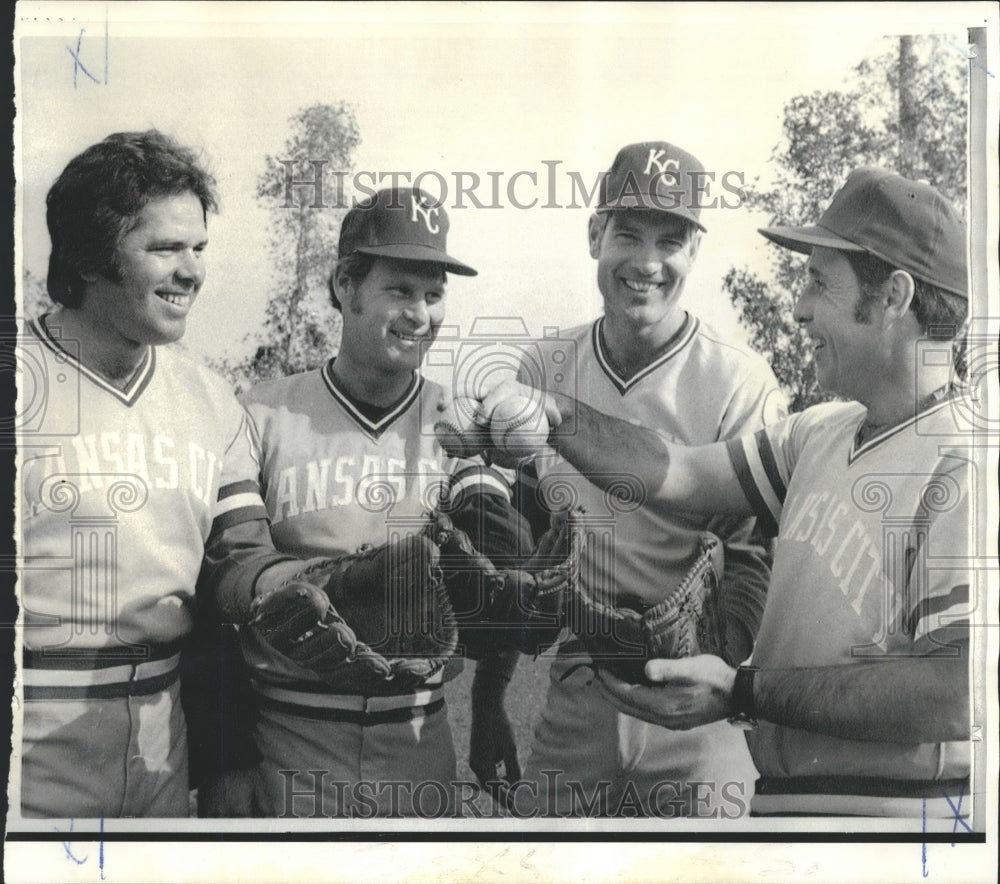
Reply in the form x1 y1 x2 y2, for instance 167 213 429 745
477 378 562 430
489 392 552 460
434 396 493 458
473 379 560 464
437 380 561 462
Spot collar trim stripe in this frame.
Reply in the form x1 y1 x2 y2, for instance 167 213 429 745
592 314 697 394
848 396 957 464
320 360 423 438
30 316 155 406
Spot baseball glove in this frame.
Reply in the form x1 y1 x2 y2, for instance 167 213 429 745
252 534 459 693
425 507 584 657
250 581 393 688
566 532 727 683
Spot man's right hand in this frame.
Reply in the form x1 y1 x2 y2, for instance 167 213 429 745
595 656 738 731
476 378 563 435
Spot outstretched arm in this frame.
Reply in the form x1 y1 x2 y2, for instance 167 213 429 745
597 642 970 744
479 380 753 517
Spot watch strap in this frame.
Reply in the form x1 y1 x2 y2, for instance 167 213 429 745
728 664 759 729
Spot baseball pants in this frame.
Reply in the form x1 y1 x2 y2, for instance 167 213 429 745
249 681 458 818
514 653 758 818
20 649 189 818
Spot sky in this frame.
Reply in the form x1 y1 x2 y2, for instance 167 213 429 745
14 1 985 385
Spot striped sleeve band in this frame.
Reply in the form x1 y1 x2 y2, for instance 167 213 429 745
212 478 268 533
908 583 971 646
725 431 786 538
446 464 513 508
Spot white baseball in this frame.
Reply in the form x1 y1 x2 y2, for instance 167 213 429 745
490 394 551 457
434 396 492 458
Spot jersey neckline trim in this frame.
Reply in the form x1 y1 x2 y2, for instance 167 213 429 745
30 315 156 406
848 394 959 464
320 359 424 439
592 313 698 395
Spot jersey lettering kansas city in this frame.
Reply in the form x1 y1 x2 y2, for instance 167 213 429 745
242 361 453 558
22 432 221 514
19 317 266 651
728 397 973 795
266 453 443 525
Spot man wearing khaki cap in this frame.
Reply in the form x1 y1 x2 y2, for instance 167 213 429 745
507 142 785 818
482 167 975 820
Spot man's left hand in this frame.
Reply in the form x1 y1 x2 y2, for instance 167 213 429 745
595 655 737 730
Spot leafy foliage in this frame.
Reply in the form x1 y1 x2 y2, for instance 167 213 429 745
726 35 968 411
213 102 360 393
20 269 54 320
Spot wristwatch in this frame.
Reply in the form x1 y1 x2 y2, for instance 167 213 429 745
727 665 759 730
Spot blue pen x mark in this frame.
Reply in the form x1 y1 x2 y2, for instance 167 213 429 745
66 30 101 89
943 781 973 839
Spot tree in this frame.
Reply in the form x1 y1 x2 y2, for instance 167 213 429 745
214 102 360 392
725 35 968 412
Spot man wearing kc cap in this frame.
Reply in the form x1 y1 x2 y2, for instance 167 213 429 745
483 167 975 820
199 187 530 816
507 142 784 817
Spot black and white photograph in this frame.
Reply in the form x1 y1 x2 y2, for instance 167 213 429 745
5 2 998 882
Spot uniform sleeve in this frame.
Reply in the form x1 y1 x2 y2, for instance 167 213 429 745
725 410 813 538
197 408 300 624
708 367 784 664
717 358 789 440
907 461 973 655
212 409 269 534
512 352 564 543
442 460 534 567
512 458 555 545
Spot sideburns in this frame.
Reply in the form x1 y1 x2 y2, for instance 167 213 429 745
348 288 365 316
853 285 883 325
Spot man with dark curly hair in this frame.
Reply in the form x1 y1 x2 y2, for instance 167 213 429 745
19 131 282 818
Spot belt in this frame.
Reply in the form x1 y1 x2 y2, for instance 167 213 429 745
751 775 972 818
22 644 182 700
252 680 446 726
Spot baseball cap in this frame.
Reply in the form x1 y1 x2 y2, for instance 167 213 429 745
338 187 477 276
760 167 967 298
598 141 708 232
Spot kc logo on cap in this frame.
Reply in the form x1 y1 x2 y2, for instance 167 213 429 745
409 195 440 235
599 141 709 232
642 147 681 180
338 187 477 276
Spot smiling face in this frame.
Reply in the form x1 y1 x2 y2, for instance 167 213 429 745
78 192 208 351
589 210 700 334
338 257 447 379
793 246 887 400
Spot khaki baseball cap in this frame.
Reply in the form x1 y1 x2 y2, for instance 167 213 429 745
760 167 967 298
598 141 708 232
338 187 477 276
